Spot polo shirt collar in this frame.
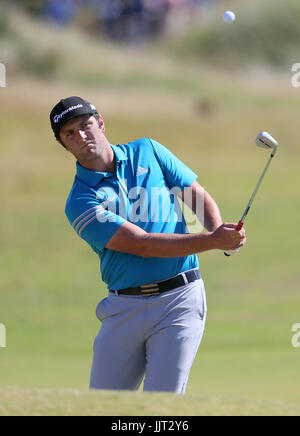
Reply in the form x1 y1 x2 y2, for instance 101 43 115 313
75 144 128 187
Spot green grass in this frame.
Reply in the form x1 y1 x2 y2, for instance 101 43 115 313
1 8 300 416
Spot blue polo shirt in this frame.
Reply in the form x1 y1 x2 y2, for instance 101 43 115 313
65 138 199 290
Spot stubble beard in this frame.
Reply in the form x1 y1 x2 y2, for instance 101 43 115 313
78 139 104 162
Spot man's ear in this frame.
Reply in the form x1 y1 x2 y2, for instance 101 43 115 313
99 115 105 133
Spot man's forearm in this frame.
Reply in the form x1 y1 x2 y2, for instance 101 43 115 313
142 222 246 258
142 231 216 258
107 220 219 257
106 218 246 258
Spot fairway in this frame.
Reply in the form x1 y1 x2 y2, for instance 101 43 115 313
1 5 300 416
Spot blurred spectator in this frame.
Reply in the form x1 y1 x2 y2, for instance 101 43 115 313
110 0 146 42
142 0 169 38
95 0 167 42
96 0 123 40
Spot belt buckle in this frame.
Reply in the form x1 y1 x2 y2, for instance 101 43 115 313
140 283 160 297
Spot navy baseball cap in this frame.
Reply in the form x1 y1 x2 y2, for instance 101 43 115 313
50 96 98 139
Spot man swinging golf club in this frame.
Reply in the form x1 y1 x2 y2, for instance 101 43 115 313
50 96 246 393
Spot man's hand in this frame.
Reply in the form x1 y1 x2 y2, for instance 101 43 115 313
210 223 247 251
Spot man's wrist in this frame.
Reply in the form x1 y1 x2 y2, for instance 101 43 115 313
204 230 220 250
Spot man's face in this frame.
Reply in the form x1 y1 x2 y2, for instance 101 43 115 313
59 114 105 161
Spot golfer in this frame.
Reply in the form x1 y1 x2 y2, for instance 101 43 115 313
50 96 246 393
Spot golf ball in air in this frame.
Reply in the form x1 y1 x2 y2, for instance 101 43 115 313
223 11 235 23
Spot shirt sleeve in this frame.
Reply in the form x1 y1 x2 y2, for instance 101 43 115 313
65 192 126 253
149 138 198 190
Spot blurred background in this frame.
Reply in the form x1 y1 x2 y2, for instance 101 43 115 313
1 0 300 414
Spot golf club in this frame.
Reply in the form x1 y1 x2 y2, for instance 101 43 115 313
224 131 278 257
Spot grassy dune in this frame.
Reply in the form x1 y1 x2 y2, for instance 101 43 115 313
1 8 300 416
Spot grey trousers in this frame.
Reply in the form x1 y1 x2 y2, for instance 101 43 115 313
90 278 207 394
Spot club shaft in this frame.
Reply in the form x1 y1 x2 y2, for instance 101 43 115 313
224 142 277 258
239 153 274 225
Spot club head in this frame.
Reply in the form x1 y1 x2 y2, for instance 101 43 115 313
256 132 278 156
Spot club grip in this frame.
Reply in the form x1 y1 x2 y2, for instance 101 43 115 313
224 221 244 257
236 221 244 231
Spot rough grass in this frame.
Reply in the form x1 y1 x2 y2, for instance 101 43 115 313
0 388 299 416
